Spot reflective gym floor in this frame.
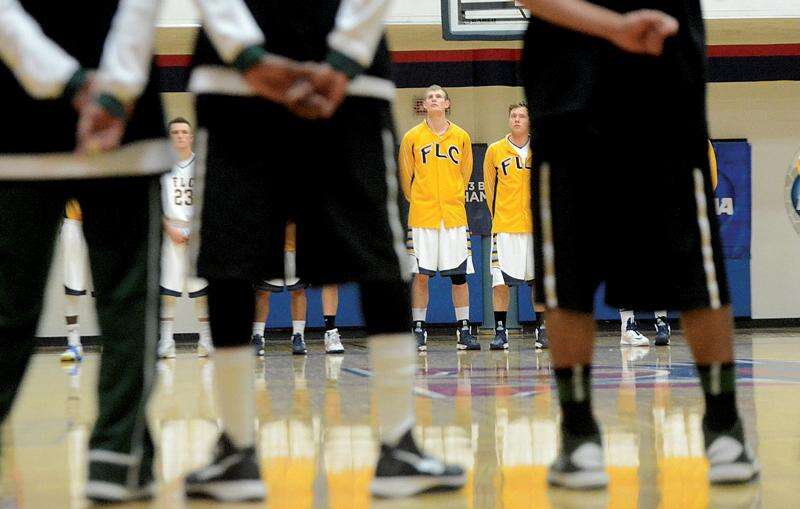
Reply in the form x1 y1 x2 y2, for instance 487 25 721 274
2 329 798 508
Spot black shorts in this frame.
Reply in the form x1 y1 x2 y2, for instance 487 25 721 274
195 95 408 286
531 113 729 313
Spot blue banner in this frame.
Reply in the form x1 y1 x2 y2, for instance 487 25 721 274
466 144 492 235
714 140 751 259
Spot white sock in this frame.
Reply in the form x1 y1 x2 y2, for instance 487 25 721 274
66 322 81 346
160 319 174 344
194 296 212 341
412 308 427 322
214 347 254 449
161 295 176 343
655 311 668 320
292 320 306 337
620 309 635 330
198 320 212 342
252 322 266 337
455 306 469 323
370 333 416 447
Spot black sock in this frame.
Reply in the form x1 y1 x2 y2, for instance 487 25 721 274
324 315 336 331
494 311 507 331
554 365 599 437
412 320 426 331
697 362 738 432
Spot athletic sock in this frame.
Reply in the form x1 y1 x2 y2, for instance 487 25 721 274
494 311 507 331
412 320 426 331
655 311 668 321
697 362 739 432
198 320 212 342
554 364 599 437
620 309 635 330
252 322 266 337
412 307 427 322
160 319 174 344
324 315 336 332
455 306 469 323
369 333 416 447
214 346 254 449
66 322 81 346
292 320 306 338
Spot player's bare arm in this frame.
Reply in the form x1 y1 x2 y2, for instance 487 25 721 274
521 0 678 55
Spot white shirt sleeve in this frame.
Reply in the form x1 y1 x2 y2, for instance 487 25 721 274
327 0 392 68
0 0 80 99
95 0 162 103
193 0 266 64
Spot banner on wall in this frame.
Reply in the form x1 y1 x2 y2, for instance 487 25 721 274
466 144 492 235
713 140 751 259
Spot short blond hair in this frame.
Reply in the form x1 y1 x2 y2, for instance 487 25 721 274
425 84 449 102
508 102 528 116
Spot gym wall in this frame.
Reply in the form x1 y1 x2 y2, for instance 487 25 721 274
35 16 800 338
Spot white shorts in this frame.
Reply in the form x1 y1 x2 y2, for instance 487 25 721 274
408 222 475 276
161 235 209 297
256 251 305 292
61 218 92 295
491 232 535 287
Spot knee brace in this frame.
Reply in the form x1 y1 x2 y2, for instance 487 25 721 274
450 274 467 285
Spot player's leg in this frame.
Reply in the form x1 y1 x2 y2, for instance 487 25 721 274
61 217 88 362
526 234 548 349
78 176 160 502
191 287 213 357
411 273 429 350
363 279 467 497
187 96 289 502
158 233 185 358
409 226 438 352
672 162 757 483
63 295 83 360
0 181 64 422
488 233 510 350
322 284 344 354
158 295 177 358
187 278 264 500
654 309 671 346
289 288 307 355
252 287 270 356
490 281 510 350
619 309 649 346
443 225 478 351
532 288 549 349
681 306 757 481
532 116 608 489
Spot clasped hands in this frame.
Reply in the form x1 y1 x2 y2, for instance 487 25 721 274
75 54 348 154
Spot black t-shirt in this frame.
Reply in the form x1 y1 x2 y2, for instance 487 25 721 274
523 0 708 127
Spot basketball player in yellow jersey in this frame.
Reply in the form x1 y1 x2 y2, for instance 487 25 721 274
484 103 549 351
60 200 91 362
399 85 479 352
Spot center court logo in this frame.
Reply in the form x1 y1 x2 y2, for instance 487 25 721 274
784 157 800 236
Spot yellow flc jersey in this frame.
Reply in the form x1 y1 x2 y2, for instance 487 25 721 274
708 140 718 190
399 121 473 229
65 199 82 221
484 135 533 234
